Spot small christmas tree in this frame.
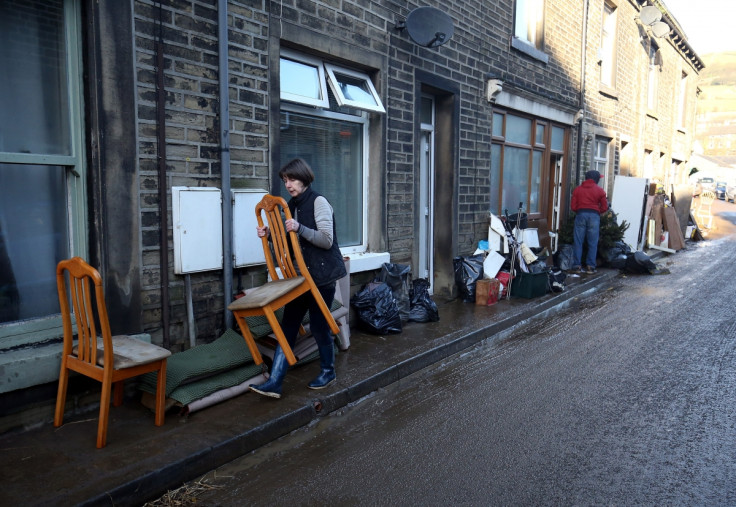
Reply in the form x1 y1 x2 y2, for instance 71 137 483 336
558 210 629 263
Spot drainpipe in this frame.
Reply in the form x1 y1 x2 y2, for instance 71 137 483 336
218 0 234 331
156 2 170 349
576 0 590 189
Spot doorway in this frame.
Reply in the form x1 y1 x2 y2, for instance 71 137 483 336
418 94 436 292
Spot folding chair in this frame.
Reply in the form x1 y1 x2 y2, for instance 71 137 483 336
227 194 340 367
54 257 171 448
697 190 715 229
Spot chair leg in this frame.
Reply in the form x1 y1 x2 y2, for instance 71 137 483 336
233 314 264 366
97 377 113 449
309 287 340 336
263 308 298 366
154 360 167 427
113 381 124 407
54 364 69 427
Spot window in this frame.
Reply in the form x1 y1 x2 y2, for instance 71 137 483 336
280 51 385 254
647 42 660 111
280 50 329 108
592 137 610 185
678 71 688 127
324 64 385 113
281 51 385 114
514 0 545 50
600 2 617 88
491 110 567 217
0 0 86 342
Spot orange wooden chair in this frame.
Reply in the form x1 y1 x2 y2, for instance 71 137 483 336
227 194 340 366
54 257 171 448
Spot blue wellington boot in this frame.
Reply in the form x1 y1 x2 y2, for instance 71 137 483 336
250 346 288 399
308 342 336 390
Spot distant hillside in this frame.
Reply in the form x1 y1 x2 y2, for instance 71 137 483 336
697 53 736 114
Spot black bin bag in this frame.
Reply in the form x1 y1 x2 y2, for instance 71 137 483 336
378 263 411 322
350 281 402 335
453 255 485 303
408 278 440 323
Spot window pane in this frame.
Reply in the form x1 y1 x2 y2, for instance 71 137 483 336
491 144 501 212
515 0 543 47
492 113 504 137
420 97 433 125
596 139 608 158
551 126 564 151
331 71 379 108
506 115 531 145
535 124 545 145
0 0 70 155
280 112 363 247
0 164 69 323
281 58 323 103
601 3 616 87
530 151 541 213
502 147 529 213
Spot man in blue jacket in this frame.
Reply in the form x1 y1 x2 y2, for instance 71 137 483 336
570 170 608 274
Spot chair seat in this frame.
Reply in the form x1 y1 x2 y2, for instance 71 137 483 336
227 277 306 311
73 336 171 369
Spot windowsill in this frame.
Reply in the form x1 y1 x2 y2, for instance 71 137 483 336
510 37 549 64
599 86 618 99
0 334 152 394
344 251 390 273
646 111 659 121
677 127 687 134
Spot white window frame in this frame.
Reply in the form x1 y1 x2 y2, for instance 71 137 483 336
280 103 371 255
600 2 617 89
324 63 386 114
678 71 688 128
647 42 660 111
280 49 329 108
593 137 610 186
514 0 545 50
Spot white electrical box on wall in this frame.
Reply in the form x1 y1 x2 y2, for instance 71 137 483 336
172 186 223 274
232 189 268 267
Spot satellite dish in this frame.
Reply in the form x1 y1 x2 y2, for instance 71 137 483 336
650 21 670 38
401 7 454 48
639 5 662 26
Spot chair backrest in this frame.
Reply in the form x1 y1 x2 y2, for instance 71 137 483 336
56 257 113 369
700 190 715 208
256 194 313 285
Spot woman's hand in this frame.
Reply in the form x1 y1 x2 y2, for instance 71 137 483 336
285 219 300 233
256 225 269 238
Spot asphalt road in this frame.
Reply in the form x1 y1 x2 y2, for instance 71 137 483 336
153 204 736 506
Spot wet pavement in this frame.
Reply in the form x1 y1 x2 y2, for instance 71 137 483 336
190 235 736 505
0 266 627 506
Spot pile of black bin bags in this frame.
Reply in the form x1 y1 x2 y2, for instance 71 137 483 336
350 263 439 335
453 253 566 303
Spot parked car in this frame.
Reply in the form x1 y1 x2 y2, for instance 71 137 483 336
715 181 728 200
700 177 715 191
726 184 736 203
693 177 715 197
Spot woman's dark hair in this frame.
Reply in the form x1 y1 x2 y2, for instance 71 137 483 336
278 158 315 186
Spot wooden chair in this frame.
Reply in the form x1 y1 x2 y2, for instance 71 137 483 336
54 257 171 448
697 190 716 229
227 194 340 367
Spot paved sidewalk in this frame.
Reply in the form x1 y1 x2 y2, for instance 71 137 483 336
0 269 618 507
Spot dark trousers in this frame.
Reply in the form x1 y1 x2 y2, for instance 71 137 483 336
280 283 336 349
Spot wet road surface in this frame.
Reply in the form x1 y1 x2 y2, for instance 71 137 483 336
158 226 736 506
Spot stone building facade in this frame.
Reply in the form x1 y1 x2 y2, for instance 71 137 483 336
0 0 701 424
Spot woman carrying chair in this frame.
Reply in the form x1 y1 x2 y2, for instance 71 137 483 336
249 158 347 398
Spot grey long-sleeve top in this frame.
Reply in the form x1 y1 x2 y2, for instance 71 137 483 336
296 196 334 249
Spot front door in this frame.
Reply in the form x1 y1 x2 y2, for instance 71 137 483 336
418 95 435 292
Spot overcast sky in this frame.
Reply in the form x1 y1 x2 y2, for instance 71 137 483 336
662 0 736 55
